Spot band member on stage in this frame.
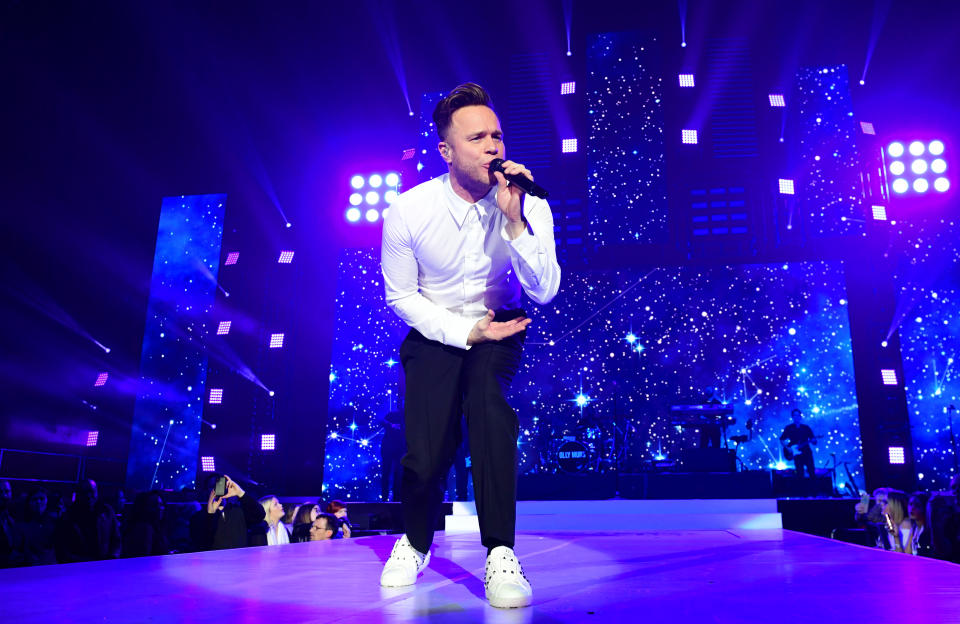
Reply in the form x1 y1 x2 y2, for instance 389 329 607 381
379 82 560 608
780 408 817 478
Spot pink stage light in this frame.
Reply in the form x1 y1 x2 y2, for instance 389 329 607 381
681 129 698 145
401 148 415 160
778 179 795 195
216 321 232 335
261 434 276 451
201 456 216 472
94 372 109 387
560 81 576 95
209 388 223 404
278 251 295 264
269 333 285 349
860 122 876 135
678 74 695 88
86 431 99 447
888 447 905 464
768 94 786 108
224 252 239 266
562 138 578 153
881 369 898 385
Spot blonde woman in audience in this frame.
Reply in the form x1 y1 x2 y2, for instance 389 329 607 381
258 496 289 546
883 491 915 553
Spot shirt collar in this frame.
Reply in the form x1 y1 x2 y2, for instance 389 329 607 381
443 174 497 228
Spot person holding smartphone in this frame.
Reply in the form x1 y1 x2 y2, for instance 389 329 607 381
189 474 265 551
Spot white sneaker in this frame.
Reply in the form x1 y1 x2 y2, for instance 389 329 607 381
484 546 532 609
380 534 431 587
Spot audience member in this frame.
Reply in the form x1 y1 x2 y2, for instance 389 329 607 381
908 491 932 557
251 496 289 546
882 490 914 553
53 479 121 563
189 475 264 551
928 492 960 562
14 487 56 565
292 512 338 543
123 491 170 558
0 480 15 567
325 500 352 538
281 503 300 535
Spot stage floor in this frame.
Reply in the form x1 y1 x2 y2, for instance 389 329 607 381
2 529 958 623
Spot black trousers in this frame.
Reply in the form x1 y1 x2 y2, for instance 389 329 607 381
794 449 816 478
399 319 524 554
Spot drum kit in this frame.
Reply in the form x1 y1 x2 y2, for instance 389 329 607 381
519 417 629 474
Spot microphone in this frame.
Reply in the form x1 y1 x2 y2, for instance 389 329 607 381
488 158 549 199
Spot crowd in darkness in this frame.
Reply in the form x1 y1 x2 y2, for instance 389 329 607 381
843 475 960 561
0 475 351 567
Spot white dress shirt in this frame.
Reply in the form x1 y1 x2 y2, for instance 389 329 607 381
381 174 561 350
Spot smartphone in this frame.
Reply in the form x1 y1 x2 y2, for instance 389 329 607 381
214 476 227 497
860 492 870 506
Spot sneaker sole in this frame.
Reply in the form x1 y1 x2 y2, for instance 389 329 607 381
486 593 532 609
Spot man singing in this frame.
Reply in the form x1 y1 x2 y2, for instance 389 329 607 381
379 83 561 608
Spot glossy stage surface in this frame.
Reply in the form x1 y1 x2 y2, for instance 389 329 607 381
2 529 958 623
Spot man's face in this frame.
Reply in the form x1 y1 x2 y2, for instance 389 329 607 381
310 518 333 541
875 492 889 510
0 481 11 504
440 105 504 194
28 492 47 516
791 412 802 425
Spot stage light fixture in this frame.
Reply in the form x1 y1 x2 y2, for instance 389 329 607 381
384 190 398 203
365 191 380 205
934 177 950 192
681 129 698 144
201 456 216 472
887 142 904 158
778 179 795 195
913 178 929 193
872 205 887 221
888 446 905 464
768 94 786 107
224 252 239 266
560 81 576 95
930 158 946 174
891 178 909 193
911 159 928 175
365 208 380 223
889 161 905 176
278 251 295 264
350 175 365 189
678 74 695 88
368 174 383 188
385 172 400 187
860 121 876 135
269 333 284 349
929 140 944 156
346 207 361 222
216 321 231 335
908 141 925 156
94 372 109 387
209 388 223 404
562 138 578 153
261 434 276 451
881 369 898 385
86 431 99 447
349 193 363 206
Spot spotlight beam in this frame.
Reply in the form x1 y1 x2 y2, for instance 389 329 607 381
859 0 892 85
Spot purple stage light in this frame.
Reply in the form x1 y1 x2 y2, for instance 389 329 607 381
768 94 786 108
678 74 695 88
346 208 361 223
401 148 415 160
934 177 950 192
269 333 284 349
94 372 109 387
881 369 898 385
872 205 888 221
911 159 928 175
350 175 365 189
384 173 400 187
931 158 946 174
928 140 944 156
201 456 216 472
368 174 383 188
887 142 904 158
365 208 380 223
891 178 909 194
889 161 905 176
261 434 276 451
349 193 363 206
365 191 380 205
278 251 294 264
913 178 929 193
681 129 698 145
560 81 576 95
888 446 905 464
216 321 231 336
860 121 876 135
209 388 223 404
562 138 578 153
908 141 925 157
224 252 239 266
86 431 99 447
778 179 795 195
